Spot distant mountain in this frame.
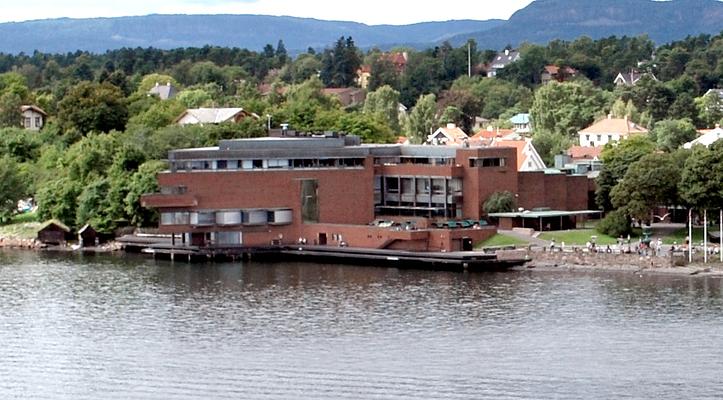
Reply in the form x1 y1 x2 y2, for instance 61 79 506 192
449 0 723 48
0 15 503 54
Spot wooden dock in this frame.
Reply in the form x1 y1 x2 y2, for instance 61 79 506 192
118 235 528 272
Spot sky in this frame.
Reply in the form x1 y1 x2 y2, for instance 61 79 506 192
0 0 535 25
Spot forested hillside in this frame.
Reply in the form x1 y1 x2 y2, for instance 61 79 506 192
0 31 722 235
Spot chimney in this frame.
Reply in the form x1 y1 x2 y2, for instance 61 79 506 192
607 113 612 119
167 82 171 86
505 49 510 56
715 123 720 129
155 82 159 87
446 123 456 129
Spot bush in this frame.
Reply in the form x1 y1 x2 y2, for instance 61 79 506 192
483 191 516 214
597 209 632 238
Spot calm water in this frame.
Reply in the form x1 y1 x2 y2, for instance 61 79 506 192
1 251 722 399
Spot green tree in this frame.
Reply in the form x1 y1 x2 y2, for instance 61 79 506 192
649 119 697 152
483 191 516 214
531 131 573 166
596 209 632 238
530 80 612 137
137 73 180 93
406 93 437 144
679 143 723 210
0 156 26 222
57 82 128 134
177 88 213 108
610 152 682 222
0 92 22 128
129 99 186 128
363 85 401 132
320 36 361 88
125 160 167 227
368 55 400 91
695 91 723 128
595 135 656 211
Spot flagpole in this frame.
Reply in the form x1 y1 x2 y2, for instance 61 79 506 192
704 209 708 263
688 208 693 263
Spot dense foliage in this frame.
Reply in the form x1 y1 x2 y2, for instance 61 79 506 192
0 32 722 234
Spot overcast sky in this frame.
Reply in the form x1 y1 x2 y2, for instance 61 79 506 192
1 0 535 25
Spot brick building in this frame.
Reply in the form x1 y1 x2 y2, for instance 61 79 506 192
142 135 592 252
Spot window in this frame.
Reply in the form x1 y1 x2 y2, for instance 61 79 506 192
24 117 31 128
216 160 227 169
596 134 602 142
470 158 505 167
35 117 41 127
385 177 399 193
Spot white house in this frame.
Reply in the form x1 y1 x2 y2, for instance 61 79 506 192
613 70 657 86
490 138 546 171
509 113 531 134
578 115 647 147
427 123 469 145
148 82 178 100
487 49 520 77
175 108 258 126
20 105 47 130
683 125 723 149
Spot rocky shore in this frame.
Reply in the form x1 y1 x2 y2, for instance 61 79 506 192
519 249 723 277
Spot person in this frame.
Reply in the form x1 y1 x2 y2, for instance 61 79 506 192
550 239 556 251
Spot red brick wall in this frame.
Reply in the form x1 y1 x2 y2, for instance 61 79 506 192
155 164 375 226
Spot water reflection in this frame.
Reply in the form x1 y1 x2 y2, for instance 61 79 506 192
1 250 722 399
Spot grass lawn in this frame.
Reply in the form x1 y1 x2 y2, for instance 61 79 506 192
661 226 721 245
476 233 528 248
538 229 620 246
0 221 42 240
10 211 38 224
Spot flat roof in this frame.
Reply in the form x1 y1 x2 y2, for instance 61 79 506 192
488 210 602 218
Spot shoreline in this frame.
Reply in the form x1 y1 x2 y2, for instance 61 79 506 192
1 236 722 277
519 249 723 277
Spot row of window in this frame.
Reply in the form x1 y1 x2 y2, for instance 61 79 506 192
373 156 456 166
172 158 365 172
379 176 463 195
161 209 293 226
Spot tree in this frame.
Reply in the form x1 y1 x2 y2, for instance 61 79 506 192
595 135 655 211
596 209 632 238
530 80 612 137
363 85 401 132
531 131 572 166
0 92 22 128
437 87 481 133
177 88 213 108
649 119 697 152
0 156 26 222
319 36 361 88
124 160 167 227
483 191 516 214
57 82 128 134
679 143 723 210
332 112 395 144
610 152 682 222
406 94 437 144
137 73 179 93
368 55 400 91
695 91 723 128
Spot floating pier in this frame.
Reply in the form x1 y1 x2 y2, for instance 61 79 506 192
118 235 527 272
